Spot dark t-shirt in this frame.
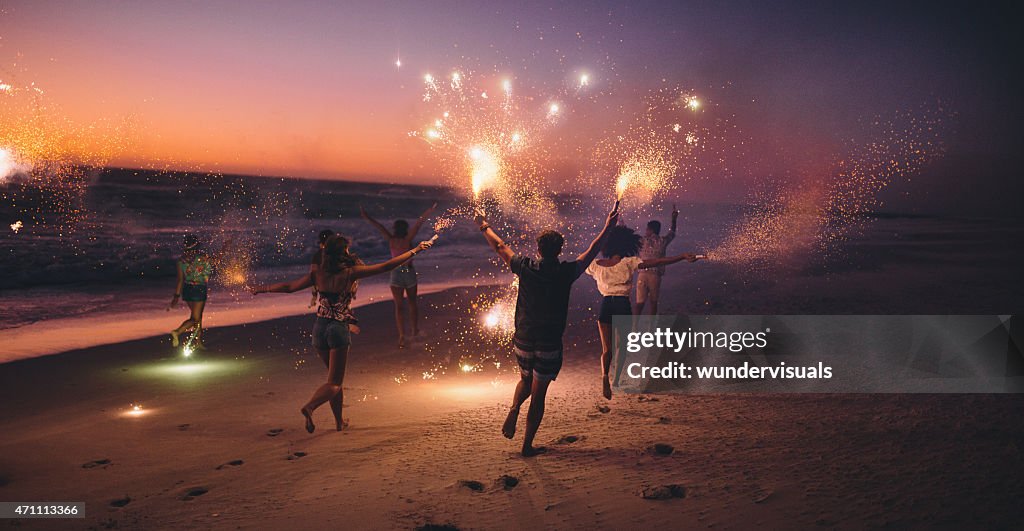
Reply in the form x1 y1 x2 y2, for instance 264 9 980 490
509 254 583 351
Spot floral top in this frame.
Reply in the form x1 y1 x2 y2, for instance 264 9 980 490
179 254 213 285
316 291 356 323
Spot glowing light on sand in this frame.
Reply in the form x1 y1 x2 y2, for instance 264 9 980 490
183 346 194 357
10 220 23 233
123 404 147 418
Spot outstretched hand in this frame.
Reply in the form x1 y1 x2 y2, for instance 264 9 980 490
682 253 700 262
416 240 434 253
473 207 487 227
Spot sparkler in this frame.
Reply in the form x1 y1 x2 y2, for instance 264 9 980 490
10 220 22 233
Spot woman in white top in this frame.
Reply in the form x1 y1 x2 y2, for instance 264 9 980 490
586 224 700 400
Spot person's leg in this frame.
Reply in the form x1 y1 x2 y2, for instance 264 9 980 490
301 344 349 433
612 298 632 387
647 274 661 315
192 300 206 348
502 376 534 438
315 348 344 430
599 321 614 400
390 286 407 348
521 376 552 457
406 285 420 337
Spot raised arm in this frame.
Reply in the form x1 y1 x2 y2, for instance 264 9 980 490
639 252 700 270
409 202 438 240
252 273 315 294
473 209 515 266
360 206 393 239
575 201 621 270
350 240 433 280
665 204 678 244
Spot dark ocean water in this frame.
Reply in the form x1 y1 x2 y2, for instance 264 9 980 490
2 168 1023 338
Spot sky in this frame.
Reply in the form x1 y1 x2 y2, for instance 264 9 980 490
1 0 1021 213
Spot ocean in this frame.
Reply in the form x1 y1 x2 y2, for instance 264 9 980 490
1 168 1022 361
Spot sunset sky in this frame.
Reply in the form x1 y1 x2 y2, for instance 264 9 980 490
2 1 1021 212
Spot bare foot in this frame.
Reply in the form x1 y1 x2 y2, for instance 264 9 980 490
521 446 548 457
501 406 520 439
602 376 613 400
170 331 180 347
335 418 350 432
301 408 315 434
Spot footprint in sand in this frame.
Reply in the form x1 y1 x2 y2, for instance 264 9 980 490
177 424 191 431
648 443 675 456
215 460 244 470
416 525 460 531
457 479 484 492
596 405 611 414
266 428 284 437
637 395 660 402
286 452 307 460
495 475 519 490
555 435 584 445
654 416 671 424
109 496 131 508
640 484 686 500
82 459 112 469
182 487 209 500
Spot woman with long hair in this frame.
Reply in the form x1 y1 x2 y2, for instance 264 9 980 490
252 234 434 432
360 202 437 348
585 224 701 400
168 234 214 351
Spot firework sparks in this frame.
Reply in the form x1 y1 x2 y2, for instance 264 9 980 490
579 73 590 89
469 145 501 199
707 105 949 269
10 220 23 233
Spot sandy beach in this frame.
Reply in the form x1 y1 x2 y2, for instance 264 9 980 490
1 286 1021 530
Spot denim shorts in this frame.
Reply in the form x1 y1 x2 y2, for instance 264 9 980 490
182 283 208 302
389 264 418 289
598 295 632 324
312 317 352 350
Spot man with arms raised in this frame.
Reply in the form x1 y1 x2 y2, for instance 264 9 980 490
475 202 619 456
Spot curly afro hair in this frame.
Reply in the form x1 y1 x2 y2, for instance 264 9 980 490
601 225 642 258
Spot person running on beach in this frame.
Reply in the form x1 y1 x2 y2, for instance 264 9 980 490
252 234 434 433
635 205 679 316
360 202 438 348
168 234 215 350
475 201 619 457
586 224 701 400
310 229 362 334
